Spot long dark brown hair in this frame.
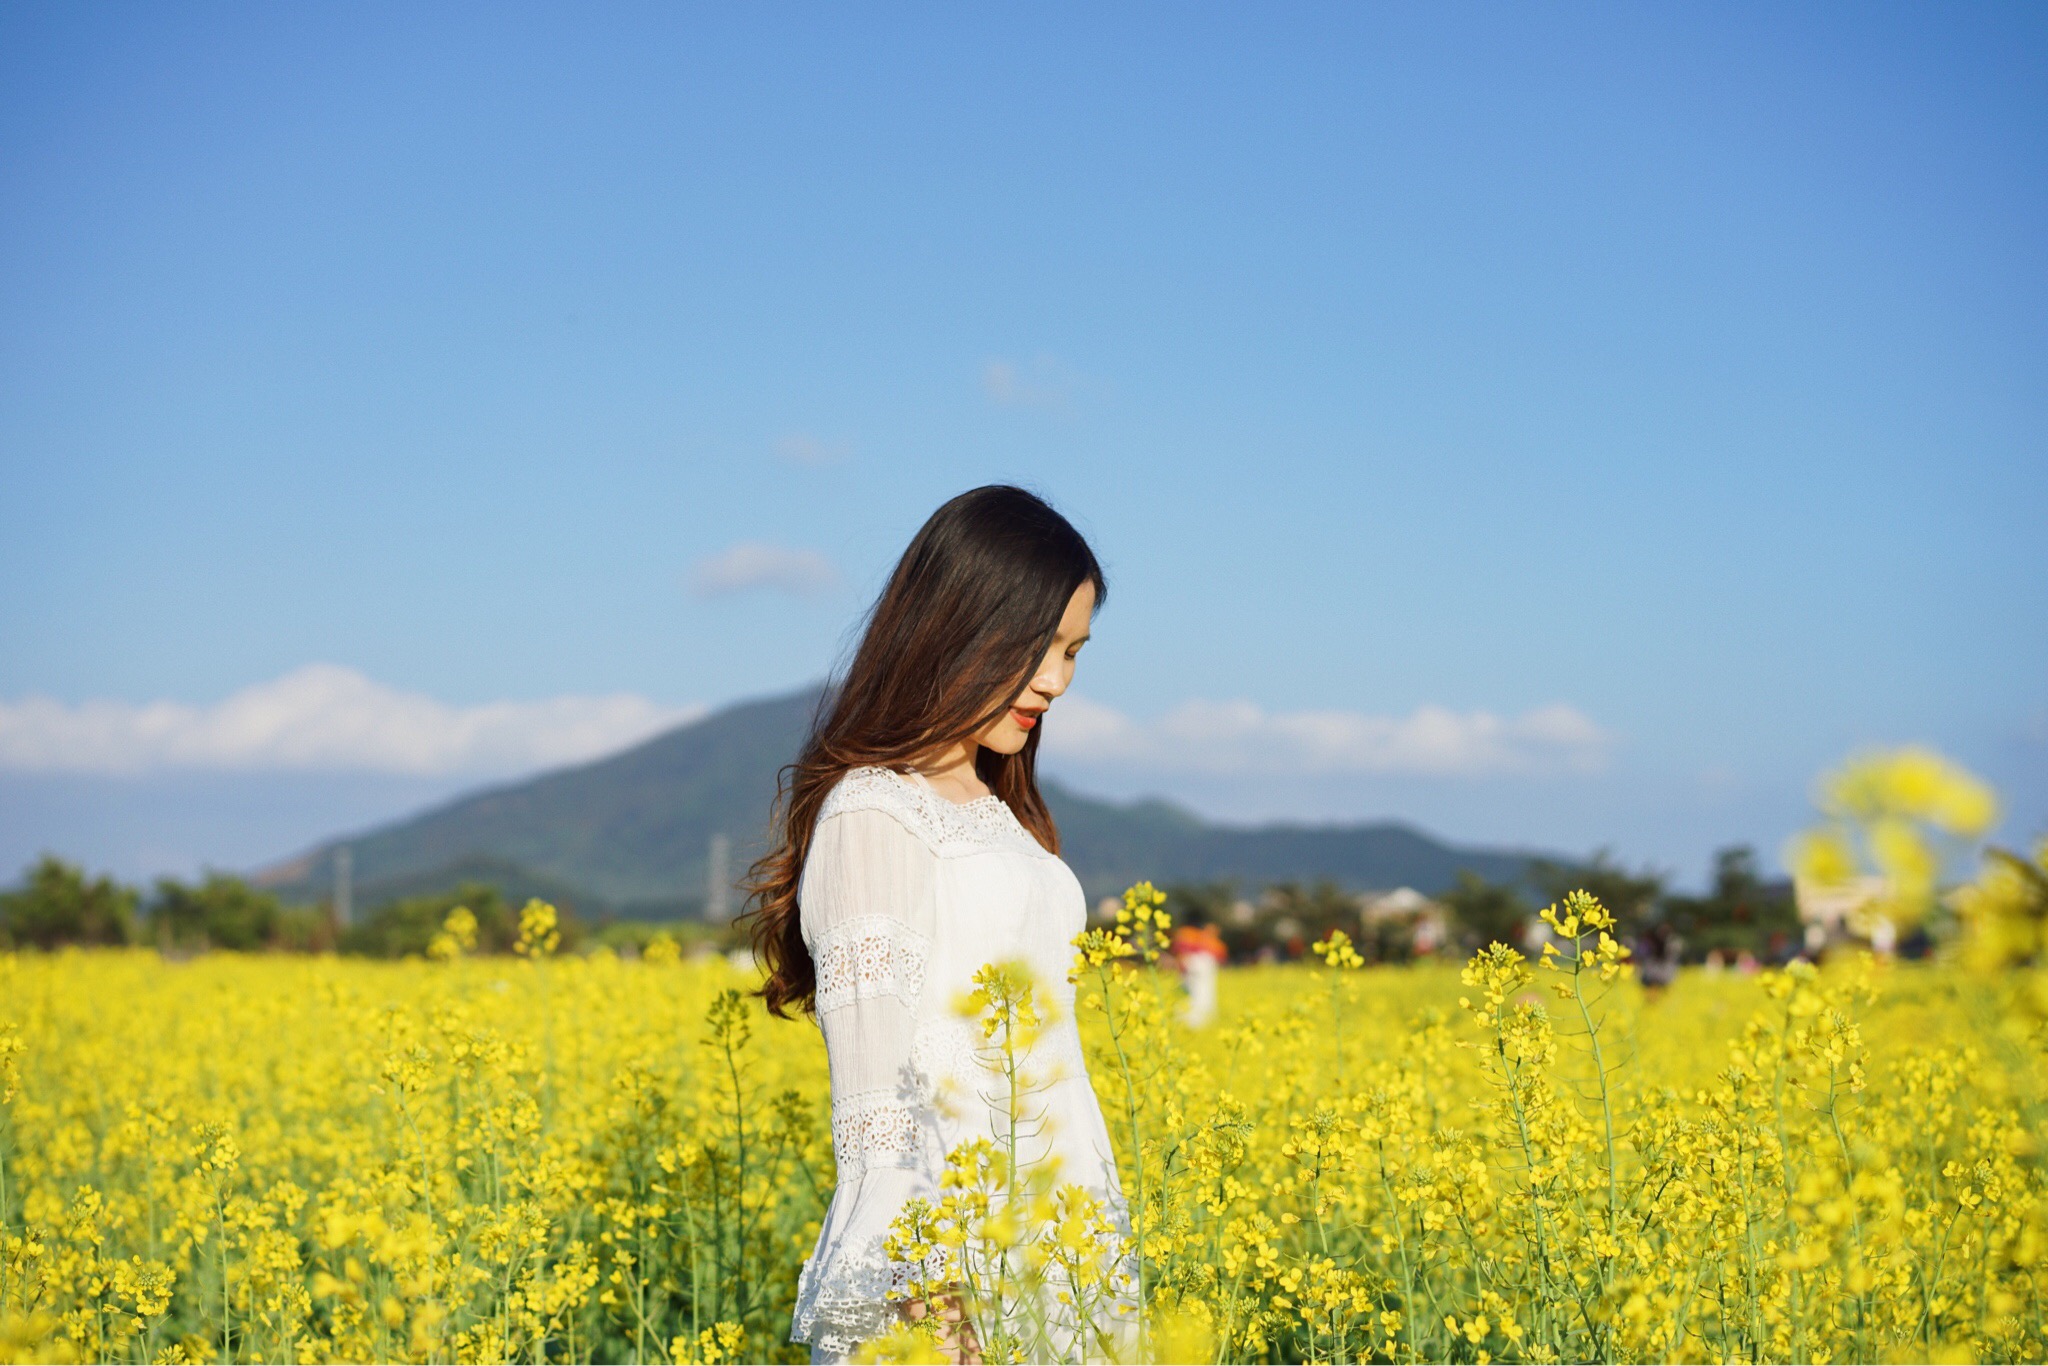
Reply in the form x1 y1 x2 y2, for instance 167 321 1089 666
741 484 1106 1019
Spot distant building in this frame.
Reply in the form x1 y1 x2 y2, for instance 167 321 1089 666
1357 886 1450 957
1794 874 1892 954
1359 886 1434 922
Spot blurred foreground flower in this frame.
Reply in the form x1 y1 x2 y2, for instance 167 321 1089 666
1789 745 1998 932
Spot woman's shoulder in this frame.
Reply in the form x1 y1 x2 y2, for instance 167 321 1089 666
816 765 920 824
814 766 942 855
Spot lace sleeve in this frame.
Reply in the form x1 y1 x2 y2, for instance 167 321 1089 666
792 804 943 1356
801 805 940 1182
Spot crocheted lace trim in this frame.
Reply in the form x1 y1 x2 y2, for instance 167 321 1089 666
790 1239 915 1356
829 1086 926 1185
819 765 1051 859
812 914 930 1015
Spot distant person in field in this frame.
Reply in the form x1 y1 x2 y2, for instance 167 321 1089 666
742 486 1134 1365
1635 920 1683 998
1170 918 1228 1027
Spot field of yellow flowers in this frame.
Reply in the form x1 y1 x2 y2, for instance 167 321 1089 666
3 860 2046 1365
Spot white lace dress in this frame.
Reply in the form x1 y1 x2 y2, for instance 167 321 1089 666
787 765 1133 1362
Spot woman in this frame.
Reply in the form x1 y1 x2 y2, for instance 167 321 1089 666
743 485 1134 1364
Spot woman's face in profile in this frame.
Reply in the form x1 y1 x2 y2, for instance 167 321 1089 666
975 579 1095 757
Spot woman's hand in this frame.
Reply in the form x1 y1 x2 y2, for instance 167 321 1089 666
899 1288 983 1364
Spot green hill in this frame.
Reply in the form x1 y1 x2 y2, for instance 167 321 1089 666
258 685 1542 918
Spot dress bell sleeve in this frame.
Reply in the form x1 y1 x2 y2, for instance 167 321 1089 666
789 804 943 1360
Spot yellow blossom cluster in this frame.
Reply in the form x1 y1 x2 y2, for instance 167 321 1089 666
1791 746 2000 927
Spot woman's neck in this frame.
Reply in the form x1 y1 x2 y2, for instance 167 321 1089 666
909 740 991 804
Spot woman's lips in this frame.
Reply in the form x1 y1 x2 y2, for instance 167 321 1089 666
1010 707 1040 730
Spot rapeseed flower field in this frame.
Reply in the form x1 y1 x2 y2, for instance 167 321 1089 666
4 902 2046 1363
2 753 2045 1364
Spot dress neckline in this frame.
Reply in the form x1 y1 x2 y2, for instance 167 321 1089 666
902 767 1005 810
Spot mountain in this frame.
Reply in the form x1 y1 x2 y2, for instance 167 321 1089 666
259 688 818 918
258 685 1544 917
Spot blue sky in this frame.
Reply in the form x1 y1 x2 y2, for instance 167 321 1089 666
2 2 2043 888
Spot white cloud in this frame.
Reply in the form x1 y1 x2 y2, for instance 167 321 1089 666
1039 695 1611 777
982 354 1079 411
0 665 703 777
688 542 839 598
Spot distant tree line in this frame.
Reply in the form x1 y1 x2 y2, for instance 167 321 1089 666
5 845 1815 967
0 856 611 957
1439 846 1811 964
1151 844 1810 967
